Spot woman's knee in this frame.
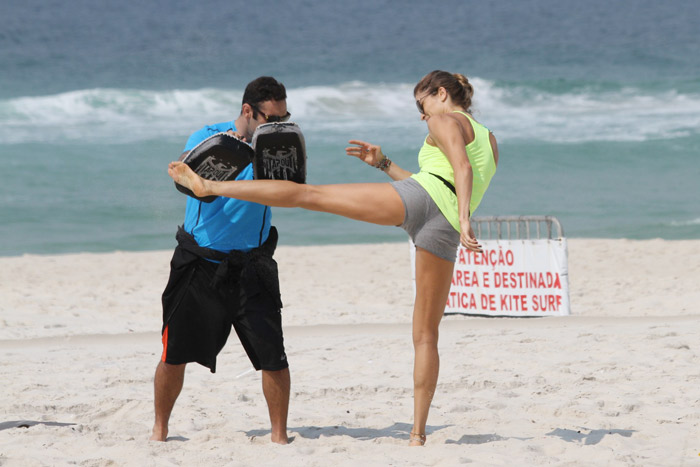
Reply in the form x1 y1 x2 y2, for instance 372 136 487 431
412 329 439 348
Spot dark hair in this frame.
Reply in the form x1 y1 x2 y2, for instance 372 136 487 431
242 76 287 108
414 70 474 112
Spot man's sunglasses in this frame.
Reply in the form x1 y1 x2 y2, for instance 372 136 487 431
249 103 291 123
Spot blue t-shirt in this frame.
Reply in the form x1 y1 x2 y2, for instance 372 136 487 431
182 121 271 253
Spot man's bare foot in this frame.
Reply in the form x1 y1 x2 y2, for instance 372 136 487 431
168 161 206 197
271 433 289 445
149 427 168 442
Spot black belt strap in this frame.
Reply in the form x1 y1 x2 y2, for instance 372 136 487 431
429 172 456 195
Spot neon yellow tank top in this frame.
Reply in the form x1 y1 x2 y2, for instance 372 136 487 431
410 111 496 232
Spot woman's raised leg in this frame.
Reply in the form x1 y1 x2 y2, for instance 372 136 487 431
410 246 455 446
169 161 405 226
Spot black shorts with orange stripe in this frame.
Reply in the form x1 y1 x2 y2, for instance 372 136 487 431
160 245 287 374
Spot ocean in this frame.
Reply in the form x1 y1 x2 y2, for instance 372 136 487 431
2 0 699 256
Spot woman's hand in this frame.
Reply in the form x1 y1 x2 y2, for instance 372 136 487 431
460 218 483 253
346 140 385 167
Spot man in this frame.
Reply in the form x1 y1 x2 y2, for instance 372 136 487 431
150 76 291 444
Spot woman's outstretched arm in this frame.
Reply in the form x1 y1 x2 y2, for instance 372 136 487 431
346 140 413 181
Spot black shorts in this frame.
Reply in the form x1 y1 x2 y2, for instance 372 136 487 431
160 247 288 373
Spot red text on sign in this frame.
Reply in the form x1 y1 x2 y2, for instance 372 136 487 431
457 248 515 267
531 294 562 312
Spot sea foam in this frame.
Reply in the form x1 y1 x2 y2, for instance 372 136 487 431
1 80 699 145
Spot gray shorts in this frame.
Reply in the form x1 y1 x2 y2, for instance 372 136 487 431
391 177 460 262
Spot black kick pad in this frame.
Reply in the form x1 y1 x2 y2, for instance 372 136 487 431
175 132 254 203
251 122 306 183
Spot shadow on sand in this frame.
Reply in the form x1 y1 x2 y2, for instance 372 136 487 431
247 422 451 443
0 420 77 431
546 427 635 445
247 424 634 446
445 433 533 445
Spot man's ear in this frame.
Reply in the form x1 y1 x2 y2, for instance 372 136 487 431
241 103 254 119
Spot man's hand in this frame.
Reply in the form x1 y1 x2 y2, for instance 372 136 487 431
226 129 246 142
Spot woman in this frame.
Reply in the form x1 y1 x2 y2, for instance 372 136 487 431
169 70 499 446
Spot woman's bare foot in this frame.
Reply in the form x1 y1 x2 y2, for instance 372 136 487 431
168 162 207 197
408 432 426 446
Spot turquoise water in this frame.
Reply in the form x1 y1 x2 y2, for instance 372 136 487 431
1 0 699 256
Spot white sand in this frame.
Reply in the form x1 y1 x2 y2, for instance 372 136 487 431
0 239 698 466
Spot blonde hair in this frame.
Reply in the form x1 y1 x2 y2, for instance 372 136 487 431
414 70 474 112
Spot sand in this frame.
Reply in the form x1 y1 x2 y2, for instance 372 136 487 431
0 239 698 466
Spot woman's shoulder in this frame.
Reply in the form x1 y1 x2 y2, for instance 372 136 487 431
427 112 463 132
430 111 476 143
